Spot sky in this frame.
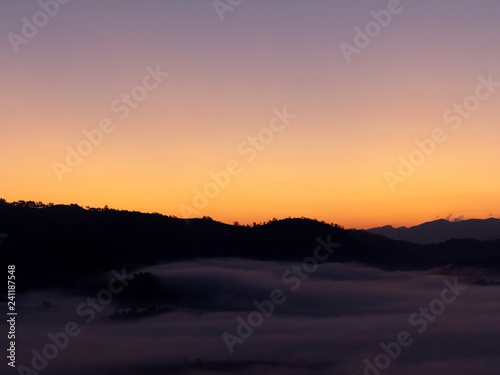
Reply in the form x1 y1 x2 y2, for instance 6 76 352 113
1 0 500 229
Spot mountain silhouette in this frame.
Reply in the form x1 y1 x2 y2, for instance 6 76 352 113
366 218 500 244
2 200 500 292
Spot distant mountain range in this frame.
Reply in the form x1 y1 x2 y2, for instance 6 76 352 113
366 218 500 244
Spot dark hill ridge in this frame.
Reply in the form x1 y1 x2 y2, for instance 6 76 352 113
1 200 500 291
366 218 500 244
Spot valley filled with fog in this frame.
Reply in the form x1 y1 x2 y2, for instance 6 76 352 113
9 259 500 375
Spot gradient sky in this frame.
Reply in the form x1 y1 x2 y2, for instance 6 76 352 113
1 0 500 228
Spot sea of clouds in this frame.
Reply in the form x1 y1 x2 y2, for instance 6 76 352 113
5 259 500 374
